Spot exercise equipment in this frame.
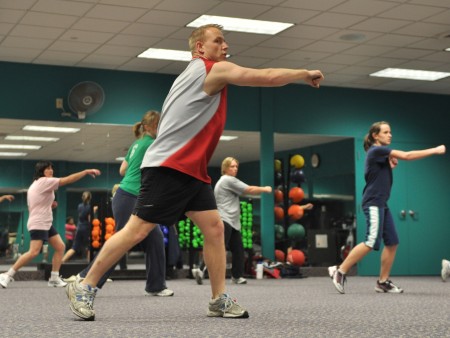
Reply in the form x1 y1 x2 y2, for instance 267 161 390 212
274 224 285 240
274 159 282 173
287 223 306 240
287 249 305 266
274 189 283 204
275 249 285 262
288 187 304 203
290 154 304 169
291 169 306 184
288 204 304 221
274 206 284 221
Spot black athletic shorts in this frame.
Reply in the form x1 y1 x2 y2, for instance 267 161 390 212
133 167 217 225
29 225 58 242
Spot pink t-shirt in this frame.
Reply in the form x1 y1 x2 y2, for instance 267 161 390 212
27 177 60 231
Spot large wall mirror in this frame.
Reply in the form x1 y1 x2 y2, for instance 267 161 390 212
0 118 356 268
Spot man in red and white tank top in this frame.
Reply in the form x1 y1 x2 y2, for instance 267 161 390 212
68 24 324 321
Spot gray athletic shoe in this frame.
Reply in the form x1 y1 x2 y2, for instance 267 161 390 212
48 275 67 287
192 268 203 285
441 259 450 282
66 280 97 321
231 277 247 284
207 293 249 318
328 265 346 294
145 288 174 297
375 279 403 293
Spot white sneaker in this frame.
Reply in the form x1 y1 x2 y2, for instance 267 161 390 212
63 274 83 283
192 268 203 285
145 288 174 297
441 259 450 282
0 273 14 288
48 276 68 287
231 277 247 284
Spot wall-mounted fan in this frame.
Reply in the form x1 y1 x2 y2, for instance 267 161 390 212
60 81 105 120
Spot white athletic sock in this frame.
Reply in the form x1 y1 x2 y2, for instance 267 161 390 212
7 268 16 277
50 271 60 280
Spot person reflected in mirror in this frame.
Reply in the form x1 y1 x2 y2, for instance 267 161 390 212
62 191 94 263
0 162 100 289
64 216 76 251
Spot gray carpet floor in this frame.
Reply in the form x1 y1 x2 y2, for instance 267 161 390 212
0 276 449 337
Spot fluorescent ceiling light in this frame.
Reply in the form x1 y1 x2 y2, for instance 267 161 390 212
0 144 41 150
370 68 450 81
220 135 238 141
187 15 294 35
23 125 80 133
0 152 27 157
5 135 60 142
115 157 125 161
138 48 192 62
445 48 450 52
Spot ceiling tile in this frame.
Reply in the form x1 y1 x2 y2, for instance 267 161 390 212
10 25 64 39
72 18 130 33
154 0 220 14
2 36 52 49
137 10 197 26
350 17 411 33
207 1 270 18
331 0 398 16
380 3 443 20
0 9 26 23
256 7 320 24
60 30 114 44
280 0 347 11
304 12 367 29
31 0 93 16
20 12 79 28
86 4 148 21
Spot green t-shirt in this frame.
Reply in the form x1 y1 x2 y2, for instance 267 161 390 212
120 134 155 196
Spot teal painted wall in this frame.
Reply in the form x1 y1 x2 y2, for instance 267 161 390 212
0 61 449 272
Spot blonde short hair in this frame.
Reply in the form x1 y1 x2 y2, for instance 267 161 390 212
188 24 224 54
221 157 238 175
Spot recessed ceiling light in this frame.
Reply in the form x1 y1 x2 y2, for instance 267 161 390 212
138 48 193 62
187 15 294 35
0 144 41 150
220 135 238 141
138 48 231 61
0 152 27 157
5 135 60 142
23 125 80 133
370 68 450 81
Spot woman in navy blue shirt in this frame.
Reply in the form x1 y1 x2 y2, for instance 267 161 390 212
329 121 445 294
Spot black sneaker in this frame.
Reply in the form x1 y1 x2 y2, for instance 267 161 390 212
328 265 346 294
375 279 403 293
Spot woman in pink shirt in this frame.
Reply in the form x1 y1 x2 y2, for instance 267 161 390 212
0 161 100 288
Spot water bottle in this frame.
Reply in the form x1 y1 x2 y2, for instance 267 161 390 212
256 263 263 279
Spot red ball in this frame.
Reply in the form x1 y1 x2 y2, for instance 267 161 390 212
289 187 304 203
274 189 284 204
275 249 285 262
288 204 304 221
287 249 305 266
274 206 284 221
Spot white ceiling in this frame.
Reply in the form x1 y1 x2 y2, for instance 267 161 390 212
0 0 448 166
1 0 450 95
